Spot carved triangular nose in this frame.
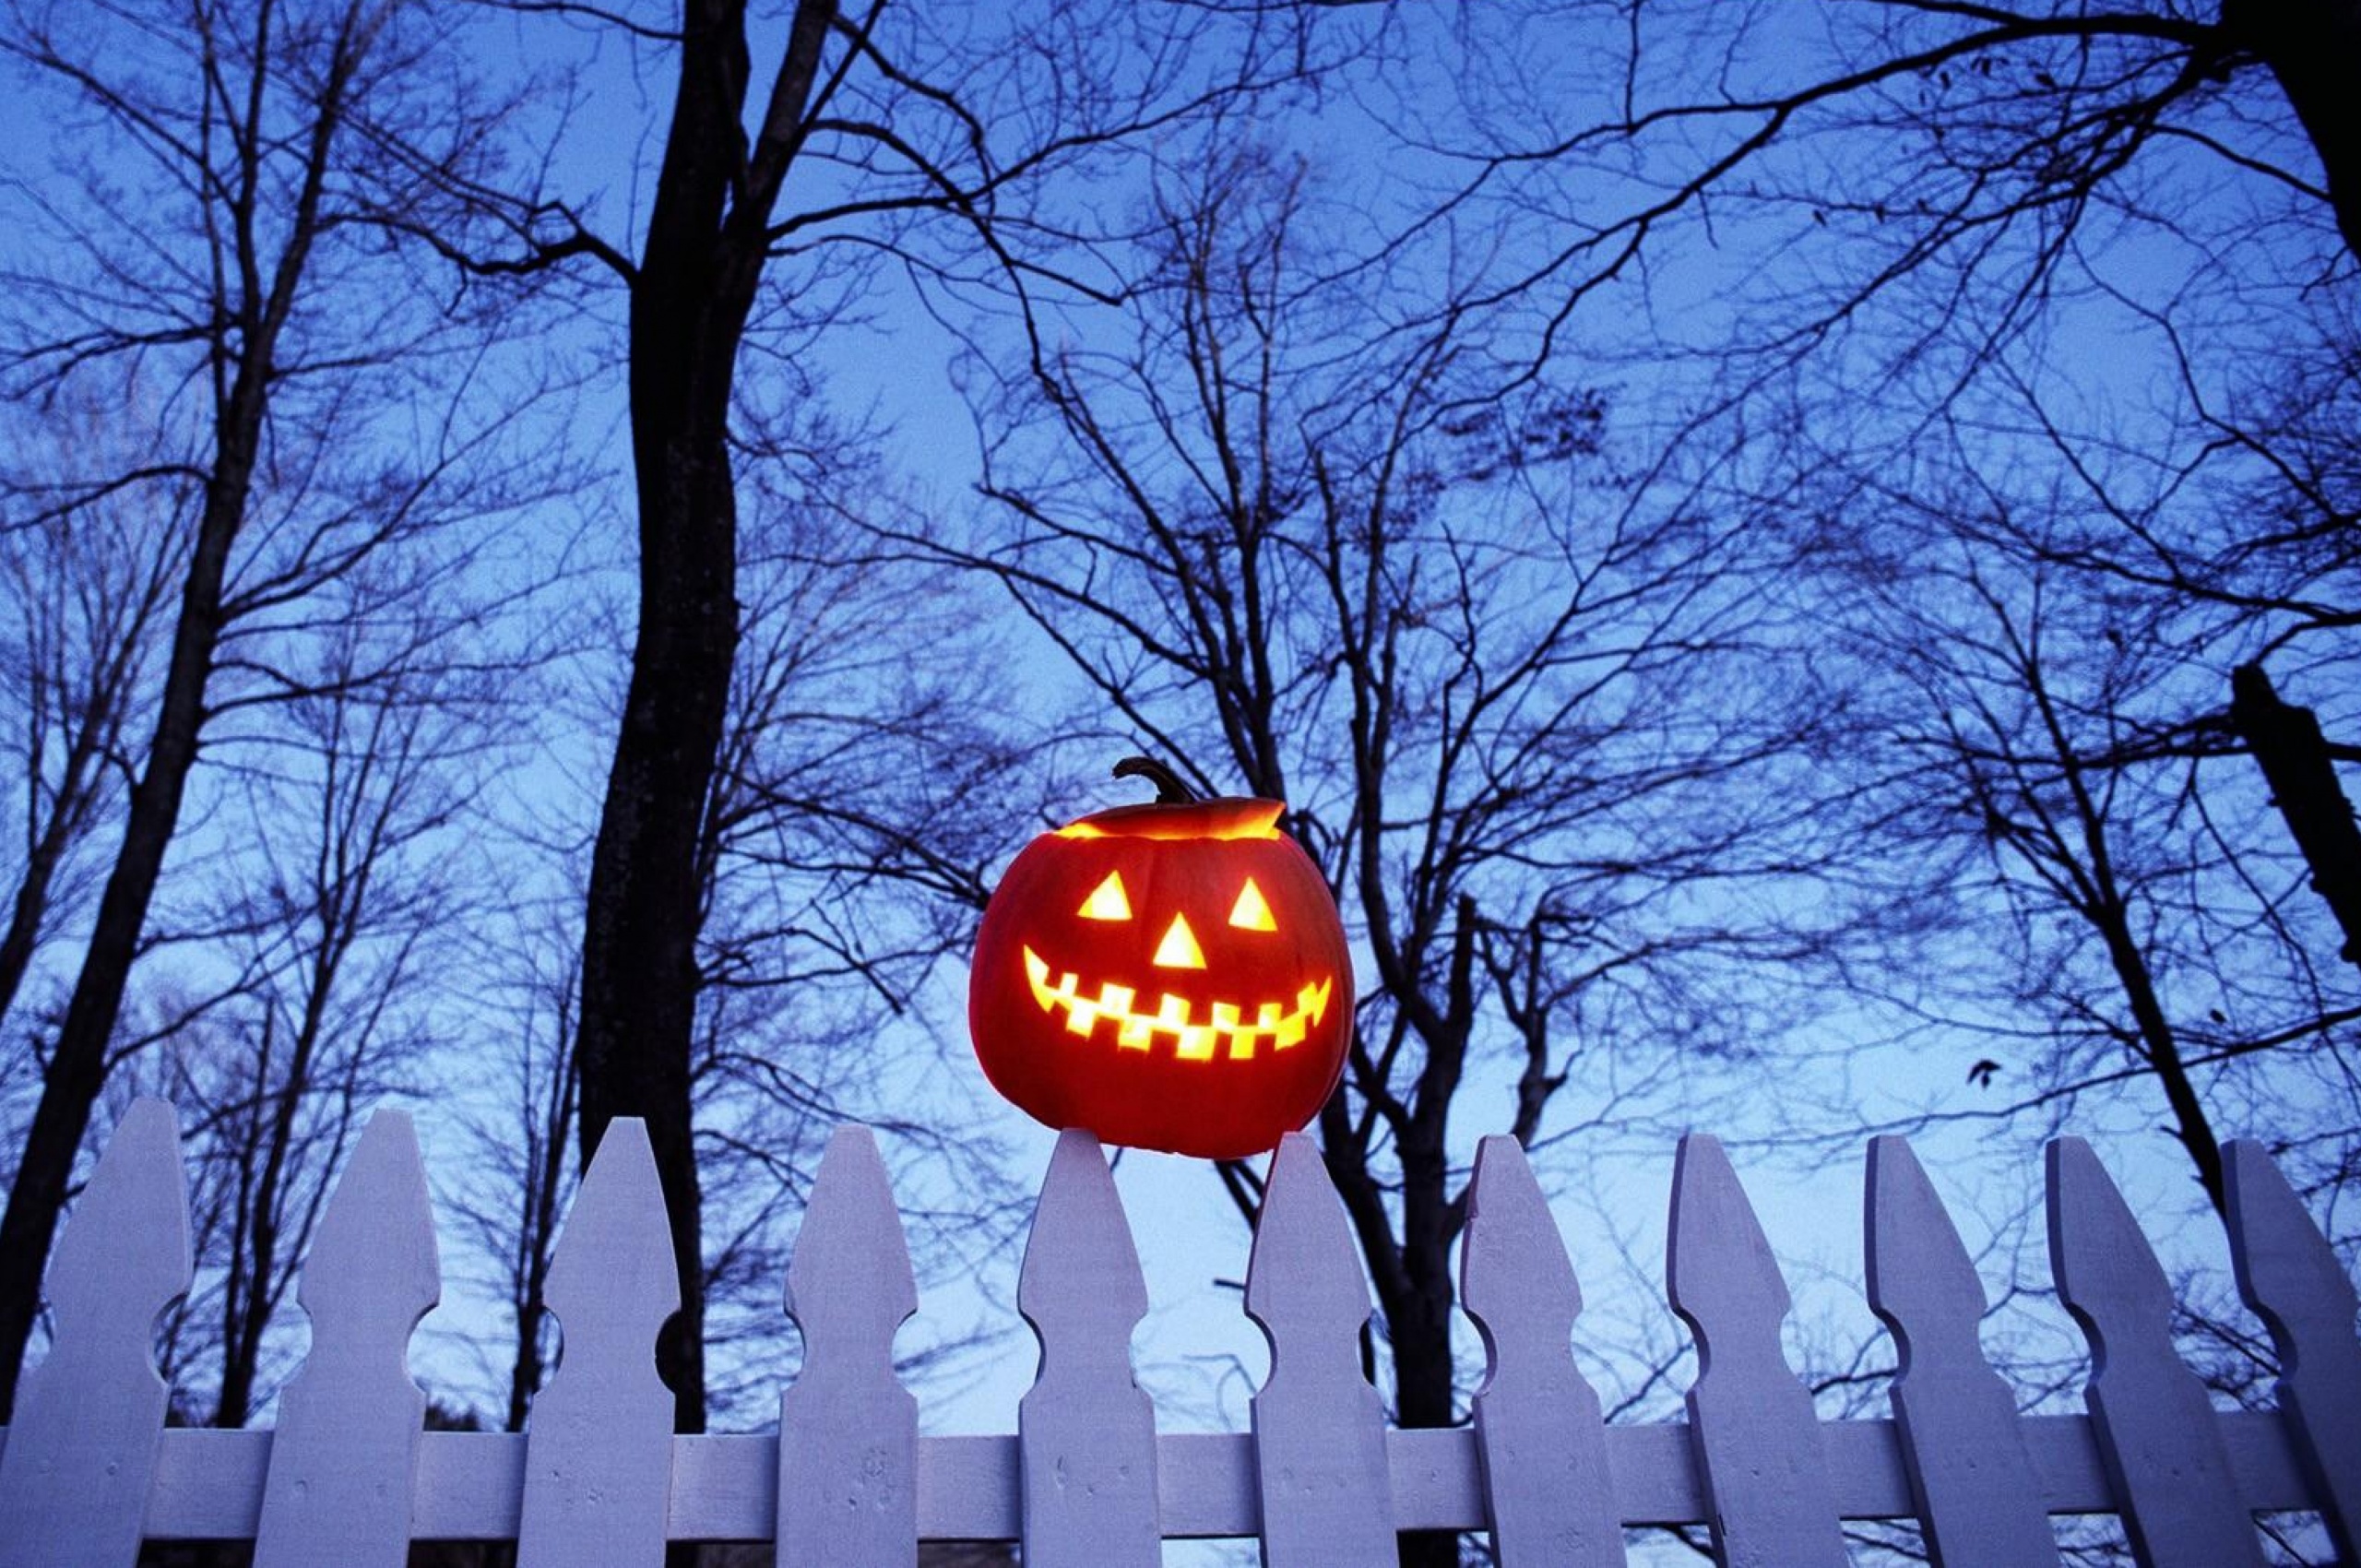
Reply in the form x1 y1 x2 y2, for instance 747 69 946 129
1153 911 1206 968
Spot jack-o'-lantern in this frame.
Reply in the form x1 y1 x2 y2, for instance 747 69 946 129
969 758 1352 1158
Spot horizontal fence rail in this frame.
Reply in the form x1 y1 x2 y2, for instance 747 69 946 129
0 1103 2355 1567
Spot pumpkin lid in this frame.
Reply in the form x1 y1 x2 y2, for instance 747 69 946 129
1055 796 1285 841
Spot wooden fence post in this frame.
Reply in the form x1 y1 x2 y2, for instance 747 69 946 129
2223 1139 2361 1561
1668 1133 1846 1568
1865 1135 2056 1567
2047 1137 2262 1568
1461 1134 1623 1566
1016 1128 1159 1567
777 1123 918 1567
254 1109 439 1568
516 1118 678 1568
1247 1132 1396 1566
0 1099 189 1568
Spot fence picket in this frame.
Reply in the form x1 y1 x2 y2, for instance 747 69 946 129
516 1118 678 1568
1015 1128 1159 1568
777 1123 918 1568
1667 1133 1846 1568
1460 1134 1623 1567
2046 1137 2262 1568
1246 1132 1396 1566
1864 1135 2056 1567
254 1109 439 1568
0 1099 188 1568
2223 1139 2360 1560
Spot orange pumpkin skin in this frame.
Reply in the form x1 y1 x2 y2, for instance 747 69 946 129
969 796 1352 1158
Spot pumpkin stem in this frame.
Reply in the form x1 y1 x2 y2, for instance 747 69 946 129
1113 754 1199 803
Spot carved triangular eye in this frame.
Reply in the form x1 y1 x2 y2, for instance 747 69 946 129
1077 871 1132 921
1154 912 1206 968
1228 877 1277 932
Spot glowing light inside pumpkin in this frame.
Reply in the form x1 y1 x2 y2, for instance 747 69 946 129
1153 912 1206 968
1228 877 1276 931
1053 798 1285 841
1022 946 1333 1063
1078 871 1132 921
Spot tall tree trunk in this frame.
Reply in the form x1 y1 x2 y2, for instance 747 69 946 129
0 411 259 1419
574 0 834 1438
0 5 358 1413
0 680 115 1028
2225 0 2361 260
2230 662 2361 970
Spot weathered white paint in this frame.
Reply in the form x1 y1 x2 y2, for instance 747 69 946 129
2047 1136 2264 1568
777 1123 917 1567
1865 1135 2057 1567
2224 1138 2360 1562
0 1098 189 1568
1668 1133 1847 1568
1461 1134 1623 1566
1016 1128 1159 1566
1245 1132 1395 1566
516 1118 678 1568
3 1104 2356 1565
254 1109 438 1568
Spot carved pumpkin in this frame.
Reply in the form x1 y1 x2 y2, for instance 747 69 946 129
969 763 1352 1158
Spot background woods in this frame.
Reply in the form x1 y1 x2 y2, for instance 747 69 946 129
1 3 2355 1565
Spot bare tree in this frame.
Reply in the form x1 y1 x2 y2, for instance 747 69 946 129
1802 416 2360 1223
428 0 1357 1431
176 661 469 1426
1404 1 2356 376
686 479 1041 1420
919 152 1845 1568
0 0 564 1414
0 399 186 1039
441 897 579 1439
1397 1 2361 1216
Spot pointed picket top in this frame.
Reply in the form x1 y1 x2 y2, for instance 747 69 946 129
0 1099 191 1568
255 1109 441 1568
1865 1135 2056 1567
1245 1132 1396 1567
778 1122 919 1566
782 1121 918 1373
1461 1134 1623 1567
1667 1134 1846 1568
1246 1134 1376 1336
1014 1129 1158 1568
1667 1133 1794 1334
2046 1137 2263 1568
2224 1139 2360 1560
516 1118 679 1568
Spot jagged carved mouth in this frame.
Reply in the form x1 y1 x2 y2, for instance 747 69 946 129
1022 946 1333 1063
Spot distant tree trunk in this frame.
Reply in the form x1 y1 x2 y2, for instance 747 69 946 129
2230 662 2361 970
0 375 271 1420
0 716 105 1028
2094 886 2227 1218
213 912 353 1429
574 0 835 1438
507 1036 575 1434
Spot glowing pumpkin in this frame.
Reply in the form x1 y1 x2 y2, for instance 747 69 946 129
969 761 1352 1158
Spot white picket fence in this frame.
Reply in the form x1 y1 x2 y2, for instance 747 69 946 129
0 1101 2355 1567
